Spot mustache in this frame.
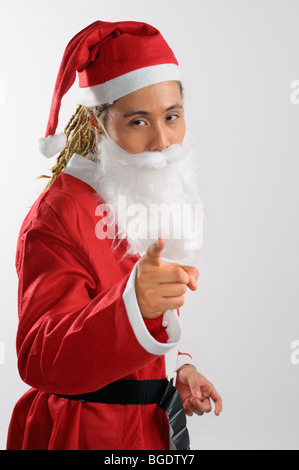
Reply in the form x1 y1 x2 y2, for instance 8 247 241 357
97 136 190 170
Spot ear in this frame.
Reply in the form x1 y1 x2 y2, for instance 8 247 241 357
87 113 102 134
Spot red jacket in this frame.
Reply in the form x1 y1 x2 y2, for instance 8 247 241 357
7 154 192 450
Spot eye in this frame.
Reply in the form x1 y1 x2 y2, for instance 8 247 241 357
166 114 179 121
130 119 147 127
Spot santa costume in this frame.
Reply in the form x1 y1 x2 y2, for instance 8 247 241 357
6 20 202 450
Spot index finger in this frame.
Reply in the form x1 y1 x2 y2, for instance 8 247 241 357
144 237 165 267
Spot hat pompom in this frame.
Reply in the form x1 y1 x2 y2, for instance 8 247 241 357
39 132 67 158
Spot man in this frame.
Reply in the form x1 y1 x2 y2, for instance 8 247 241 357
7 20 222 450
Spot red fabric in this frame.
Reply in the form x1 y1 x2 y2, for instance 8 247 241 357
7 173 173 450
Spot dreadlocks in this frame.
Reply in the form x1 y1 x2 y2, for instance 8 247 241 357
39 104 108 190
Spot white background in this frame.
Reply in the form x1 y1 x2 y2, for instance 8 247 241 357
0 0 298 450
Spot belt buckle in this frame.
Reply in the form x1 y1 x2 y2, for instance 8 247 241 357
167 371 177 386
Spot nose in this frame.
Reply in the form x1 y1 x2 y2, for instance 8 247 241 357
148 123 170 151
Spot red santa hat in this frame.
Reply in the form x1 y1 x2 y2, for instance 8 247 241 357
39 20 181 158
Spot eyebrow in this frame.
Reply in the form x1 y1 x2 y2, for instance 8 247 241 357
122 104 183 118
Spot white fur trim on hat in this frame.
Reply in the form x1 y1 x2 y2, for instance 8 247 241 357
38 132 67 158
77 64 182 107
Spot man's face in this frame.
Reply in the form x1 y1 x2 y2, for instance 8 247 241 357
105 81 186 154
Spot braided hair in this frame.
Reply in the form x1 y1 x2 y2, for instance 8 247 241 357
39 104 108 190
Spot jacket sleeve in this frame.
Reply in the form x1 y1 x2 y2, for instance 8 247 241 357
123 257 195 374
16 226 182 396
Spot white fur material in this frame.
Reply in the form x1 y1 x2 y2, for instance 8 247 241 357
38 132 67 158
94 134 205 265
77 64 181 107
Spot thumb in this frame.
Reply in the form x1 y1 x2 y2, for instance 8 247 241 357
187 369 202 400
144 237 165 267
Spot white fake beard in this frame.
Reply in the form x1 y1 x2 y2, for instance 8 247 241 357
93 134 204 265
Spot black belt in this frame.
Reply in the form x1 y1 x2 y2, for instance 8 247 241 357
55 378 190 450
